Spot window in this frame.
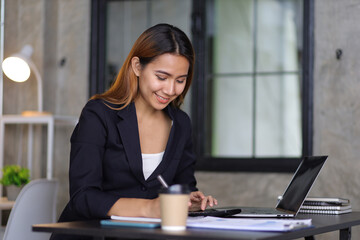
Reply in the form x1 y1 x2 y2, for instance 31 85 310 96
192 0 313 172
90 0 313 172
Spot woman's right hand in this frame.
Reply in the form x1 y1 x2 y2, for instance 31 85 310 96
188 191 218 211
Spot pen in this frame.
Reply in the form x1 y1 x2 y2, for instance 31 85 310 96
157 175 169 188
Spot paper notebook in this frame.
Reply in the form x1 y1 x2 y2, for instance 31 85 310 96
101 220 160 228
298 209 352 215
186 216 312 232
101 216 161 228
300 205 351 211
110 216 161 222
303 197 350 206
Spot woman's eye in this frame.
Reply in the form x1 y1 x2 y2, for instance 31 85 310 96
156 75 166 80
177 79 186 84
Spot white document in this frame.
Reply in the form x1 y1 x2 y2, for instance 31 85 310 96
111 215 161 223
186 217 312 232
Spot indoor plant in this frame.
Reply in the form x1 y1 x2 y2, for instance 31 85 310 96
0 165 30 200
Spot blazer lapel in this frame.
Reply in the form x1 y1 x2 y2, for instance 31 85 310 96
148 106 179 181
116 103 146 185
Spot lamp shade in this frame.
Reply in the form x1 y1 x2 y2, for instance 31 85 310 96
2 56 31 82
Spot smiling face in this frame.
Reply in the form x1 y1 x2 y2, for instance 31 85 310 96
132 53 189 111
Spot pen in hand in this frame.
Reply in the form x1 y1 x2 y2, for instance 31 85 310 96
157 175 169 188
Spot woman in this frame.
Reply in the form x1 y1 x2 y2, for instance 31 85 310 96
55 23 217 229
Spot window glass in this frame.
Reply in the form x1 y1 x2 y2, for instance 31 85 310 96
257 0 302 72
106 1 147 90
212 0 253 74
255 75 301 156
208 0 302 158
211 76 253 157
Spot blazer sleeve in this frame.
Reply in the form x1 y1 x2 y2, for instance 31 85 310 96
68 100 119 219
172 111 198 192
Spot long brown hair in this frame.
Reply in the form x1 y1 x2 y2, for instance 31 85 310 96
92 23 195 109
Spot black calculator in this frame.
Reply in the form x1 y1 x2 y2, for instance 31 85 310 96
188 208 242 217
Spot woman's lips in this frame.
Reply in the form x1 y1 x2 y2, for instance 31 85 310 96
155 93 170 104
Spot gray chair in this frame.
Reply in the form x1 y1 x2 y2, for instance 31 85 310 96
2 179 59 240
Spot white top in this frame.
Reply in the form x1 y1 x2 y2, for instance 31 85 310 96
142 151 164 180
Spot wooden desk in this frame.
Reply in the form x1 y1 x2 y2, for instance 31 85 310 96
33 212 360 240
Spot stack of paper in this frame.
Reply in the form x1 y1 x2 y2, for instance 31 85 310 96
186 217 312 232
299 197 352 215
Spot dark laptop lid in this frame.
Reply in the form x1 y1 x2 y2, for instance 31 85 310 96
276 156 328 215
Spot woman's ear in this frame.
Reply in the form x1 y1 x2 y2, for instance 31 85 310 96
131 57 141 77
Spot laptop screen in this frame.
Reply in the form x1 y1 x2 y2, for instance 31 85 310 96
276 156 328 214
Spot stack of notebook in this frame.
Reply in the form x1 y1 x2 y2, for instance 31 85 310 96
299 197 352 215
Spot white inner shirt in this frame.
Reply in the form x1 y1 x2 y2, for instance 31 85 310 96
142 151 164 180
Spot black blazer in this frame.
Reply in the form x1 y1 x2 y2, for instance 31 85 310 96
58 99 198 222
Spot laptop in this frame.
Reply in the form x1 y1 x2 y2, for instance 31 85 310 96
233 155 328 218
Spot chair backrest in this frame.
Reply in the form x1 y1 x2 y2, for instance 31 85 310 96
3 179 59 240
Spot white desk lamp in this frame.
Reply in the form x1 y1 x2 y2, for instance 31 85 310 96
2 45 49 116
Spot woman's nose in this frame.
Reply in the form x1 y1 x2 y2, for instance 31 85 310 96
163 81 175 95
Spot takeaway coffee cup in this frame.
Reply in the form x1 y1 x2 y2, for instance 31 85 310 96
159 184 190 231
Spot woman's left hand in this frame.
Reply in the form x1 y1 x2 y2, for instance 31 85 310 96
188 191 218 211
